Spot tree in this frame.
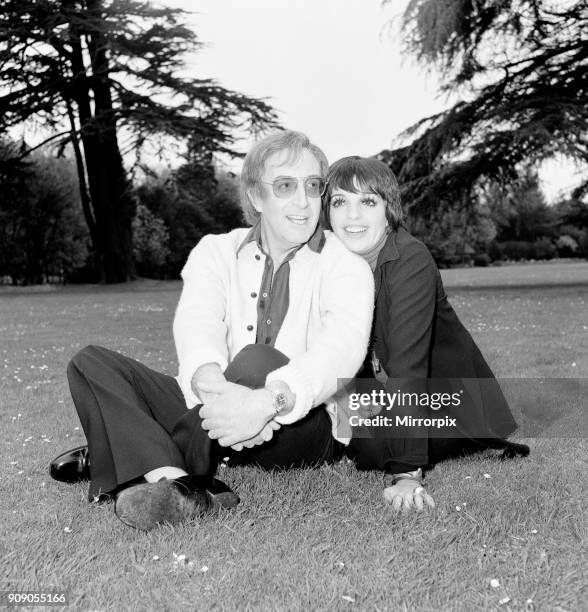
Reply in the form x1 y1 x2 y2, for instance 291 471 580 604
134 163 244 278
380 0 588 215
483 169 556 242
0 142 89 284
408 194 497 266
132 203 170 278
0 0 278 282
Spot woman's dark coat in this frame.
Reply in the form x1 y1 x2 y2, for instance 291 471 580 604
350 227 523 473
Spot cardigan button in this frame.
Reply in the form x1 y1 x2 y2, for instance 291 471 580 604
255 254 261 261
247 325 254 331
251 292 257 298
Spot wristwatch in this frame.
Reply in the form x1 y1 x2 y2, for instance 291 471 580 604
268 388 289 415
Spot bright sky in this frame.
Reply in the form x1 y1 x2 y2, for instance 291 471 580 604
11 0 579 202
167 0 445 162
162 0 583 203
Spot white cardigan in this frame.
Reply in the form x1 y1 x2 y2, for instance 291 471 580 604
173 227 374 429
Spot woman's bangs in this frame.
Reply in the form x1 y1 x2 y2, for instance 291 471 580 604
329 164 379 196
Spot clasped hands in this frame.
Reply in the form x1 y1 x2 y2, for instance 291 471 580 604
193 364 279 450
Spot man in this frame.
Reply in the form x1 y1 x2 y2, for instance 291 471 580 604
49 130 374 530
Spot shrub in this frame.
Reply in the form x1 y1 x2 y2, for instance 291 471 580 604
132 204 170 278
0 147 89 284
134 166 245 278
473 253 491 267
500 241 535 260
556 234 579 257
533 237 557 260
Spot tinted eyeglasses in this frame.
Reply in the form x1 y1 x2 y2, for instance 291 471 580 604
260 176 328 199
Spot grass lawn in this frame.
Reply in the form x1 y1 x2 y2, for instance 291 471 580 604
1 262 587 611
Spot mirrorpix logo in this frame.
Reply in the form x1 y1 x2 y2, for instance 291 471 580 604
347 388 463 428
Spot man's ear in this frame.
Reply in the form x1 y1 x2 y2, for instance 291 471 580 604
248 189 263 213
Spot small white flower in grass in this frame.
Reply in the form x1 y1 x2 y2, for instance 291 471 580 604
10 461 17 465
152 555 160 561
17 471 23 475
64 527 72 533
341 595 355 603
530 529 538 534
490 579 500 588
455 506 461 512
571 362 576 367
74 427 80 431
499 596 511 605
200 565 208 573
483 473 492 479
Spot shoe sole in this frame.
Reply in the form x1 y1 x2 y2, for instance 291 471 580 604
114 480 212 531
209 490 240 509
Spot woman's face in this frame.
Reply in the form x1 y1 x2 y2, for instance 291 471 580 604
328 188 388 255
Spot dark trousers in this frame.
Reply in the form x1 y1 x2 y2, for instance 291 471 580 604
67 344 338 500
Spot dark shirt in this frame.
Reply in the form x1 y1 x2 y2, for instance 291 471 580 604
237 221 325 346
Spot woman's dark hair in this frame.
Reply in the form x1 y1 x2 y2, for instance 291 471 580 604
322 156 403 230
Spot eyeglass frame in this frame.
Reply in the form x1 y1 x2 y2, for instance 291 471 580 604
259 175 328 199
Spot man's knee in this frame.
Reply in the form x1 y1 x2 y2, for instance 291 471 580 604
67 345 108 379
225 344 289 388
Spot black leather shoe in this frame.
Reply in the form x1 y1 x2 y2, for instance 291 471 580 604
49 445 90 483
114 475 239 530
501 440 530 459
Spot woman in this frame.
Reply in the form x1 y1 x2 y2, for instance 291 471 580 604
324 156 529 513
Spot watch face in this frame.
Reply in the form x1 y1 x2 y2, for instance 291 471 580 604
274 392 288 413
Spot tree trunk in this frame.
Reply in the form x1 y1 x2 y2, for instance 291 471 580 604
69 2 136 283
65 96 96 248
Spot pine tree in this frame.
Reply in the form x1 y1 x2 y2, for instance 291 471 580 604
0 0 278 282
380 0 588 215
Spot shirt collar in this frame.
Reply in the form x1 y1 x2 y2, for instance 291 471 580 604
375 227 402 267
237 219 326 256
237 221 262 255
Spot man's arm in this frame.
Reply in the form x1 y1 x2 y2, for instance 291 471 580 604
174 236 229 406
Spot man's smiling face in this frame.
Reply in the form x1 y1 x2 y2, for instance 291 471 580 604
251 148 323 260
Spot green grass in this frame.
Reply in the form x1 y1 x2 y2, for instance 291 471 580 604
1 262 587 611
